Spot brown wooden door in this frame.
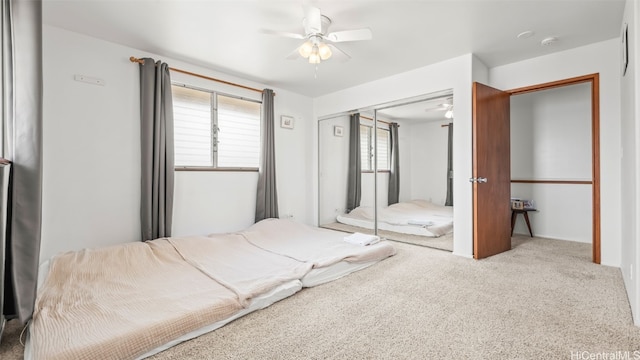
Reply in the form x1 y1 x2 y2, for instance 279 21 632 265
472 82 511 259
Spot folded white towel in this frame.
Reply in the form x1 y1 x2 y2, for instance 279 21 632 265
408 219 434 226
344 232 380 246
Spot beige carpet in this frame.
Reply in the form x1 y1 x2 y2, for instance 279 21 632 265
322 222 453 251
2 235 639 359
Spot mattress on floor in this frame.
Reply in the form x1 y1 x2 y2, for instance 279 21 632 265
28 219 396 360
135 279 302 359
301 260 380 287
237 218 397 269
164 233 312 306
28 240 244 360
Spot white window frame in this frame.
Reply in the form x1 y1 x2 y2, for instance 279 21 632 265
172 83 262 171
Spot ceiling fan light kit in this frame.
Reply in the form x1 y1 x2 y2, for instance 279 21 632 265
445 109 454 119
265 5 372 66
299 36 333 63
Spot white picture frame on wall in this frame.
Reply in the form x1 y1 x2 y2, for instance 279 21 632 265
280 115 294 129
334 126 344 137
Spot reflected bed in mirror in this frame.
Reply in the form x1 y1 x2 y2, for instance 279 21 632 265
318 90 454 252
322 200 453 251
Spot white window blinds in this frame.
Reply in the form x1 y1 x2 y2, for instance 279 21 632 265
216 95 261 168
359 124 390 171
172 85 261 169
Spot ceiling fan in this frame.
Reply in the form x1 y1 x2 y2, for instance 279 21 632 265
425 97 454 119
262 5 373 64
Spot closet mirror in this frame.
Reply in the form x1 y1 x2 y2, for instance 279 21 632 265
318 90 455 251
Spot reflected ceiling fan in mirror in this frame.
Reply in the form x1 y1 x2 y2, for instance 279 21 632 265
425 97 454 119
262 5 373 65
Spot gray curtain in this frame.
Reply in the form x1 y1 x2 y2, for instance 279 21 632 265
2 0 43 324
445 123 453 206
255 89 278 222
388 122 400 205
139 58 174 241
346 113 361 212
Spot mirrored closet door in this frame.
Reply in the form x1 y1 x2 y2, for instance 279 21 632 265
319 114 375 236
318 90 456 251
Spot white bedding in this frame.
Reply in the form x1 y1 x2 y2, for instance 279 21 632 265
165 234 312 306
301 260 379 287
337 200 453 237
27 219 396 360
239 218 397 268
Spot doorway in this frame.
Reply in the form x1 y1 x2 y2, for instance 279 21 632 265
473 74 600 263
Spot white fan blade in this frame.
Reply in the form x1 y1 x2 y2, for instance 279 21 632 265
425 107 447 112
328 43 351 62
303 5 322 33
260 29 305 40
326 28 372 42
285 47 302 60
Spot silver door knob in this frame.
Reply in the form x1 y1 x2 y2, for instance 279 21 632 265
468 177 488 183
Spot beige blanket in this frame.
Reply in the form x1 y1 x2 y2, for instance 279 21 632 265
30 240 242 360
31 220 395 359
239 219 397 268
166 234 312 306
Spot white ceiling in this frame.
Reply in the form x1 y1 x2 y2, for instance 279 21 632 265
43 0 625 98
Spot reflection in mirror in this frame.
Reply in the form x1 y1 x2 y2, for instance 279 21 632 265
319 114 376 237
319 90 455 251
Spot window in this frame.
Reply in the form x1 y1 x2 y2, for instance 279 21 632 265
360 123 390 171
172 84 261 169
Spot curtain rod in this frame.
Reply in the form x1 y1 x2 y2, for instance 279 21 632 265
129 56 272 96
441 123 451 127
359 115 399 127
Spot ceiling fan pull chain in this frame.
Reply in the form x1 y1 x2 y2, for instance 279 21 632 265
314 64 318 79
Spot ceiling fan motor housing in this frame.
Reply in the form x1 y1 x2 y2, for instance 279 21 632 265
303 15 332 36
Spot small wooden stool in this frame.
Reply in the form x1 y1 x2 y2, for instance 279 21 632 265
511 208 536 237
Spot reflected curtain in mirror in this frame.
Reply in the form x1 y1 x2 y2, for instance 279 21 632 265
388 122 400 205
255 89 279 221
445 122 453 206
139 58 175 241
2 0 43 325
346 113 361 212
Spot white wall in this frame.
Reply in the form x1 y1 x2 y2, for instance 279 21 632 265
510 83 593 242
41 25 314 261
409 120 450 205
511 84 592 180
42 26 140 261
314 54 476 257
360 173 389 209
511 183 592 241
318 116 349 225
621 0 640 326
489 39 622 267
